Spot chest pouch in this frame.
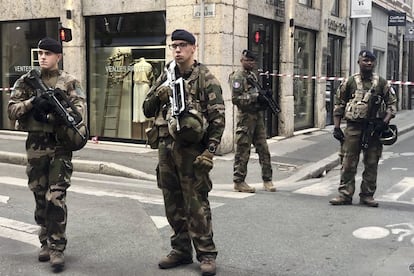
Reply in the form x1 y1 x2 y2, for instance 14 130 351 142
344 89 371 120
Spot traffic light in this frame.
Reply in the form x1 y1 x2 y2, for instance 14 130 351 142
254 30 265 45
59 27 72 42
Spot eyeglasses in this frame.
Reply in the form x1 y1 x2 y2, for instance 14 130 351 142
168 42 189 50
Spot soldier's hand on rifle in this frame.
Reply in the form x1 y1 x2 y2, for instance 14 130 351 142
374 120 388 133
333 127 345 142
193 149 214 173
31 94 53 112
155 86 172 104
257 91 268 104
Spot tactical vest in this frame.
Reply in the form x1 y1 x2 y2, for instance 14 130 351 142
344 73 384 121
166 65 208 144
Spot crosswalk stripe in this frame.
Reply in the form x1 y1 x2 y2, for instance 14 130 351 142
377 177 414 201
0 217 39 247
0 176 226 207
293 179 337 196
0 217 39 234
150 216 169 229
0 195 9 203
0 225 39 247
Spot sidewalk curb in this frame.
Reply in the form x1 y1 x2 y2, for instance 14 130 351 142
0 151 156 182
0 122 413 184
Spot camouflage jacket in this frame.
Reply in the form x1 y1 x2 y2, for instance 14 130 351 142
8 69 87 133
333 72 397 120
143 61 225 145
229 69 262 113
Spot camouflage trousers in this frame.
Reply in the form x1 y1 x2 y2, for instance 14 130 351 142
157 136 217 261
339 123 382 199
26 132 73 252
233 112 272 183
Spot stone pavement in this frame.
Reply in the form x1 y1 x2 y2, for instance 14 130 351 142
0 109 413 189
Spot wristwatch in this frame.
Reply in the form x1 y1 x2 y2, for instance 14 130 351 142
207 142 217 154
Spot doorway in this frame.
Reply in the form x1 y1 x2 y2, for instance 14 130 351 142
248 15 280 137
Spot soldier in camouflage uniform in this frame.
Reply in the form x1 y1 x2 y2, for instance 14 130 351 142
329 50 397 207
8 38 87 270
229 50 276 193
143 29 225 276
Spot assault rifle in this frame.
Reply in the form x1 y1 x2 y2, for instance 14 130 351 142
162 61 185 131
246 74 280 115
360 94 383 149
24 69 86 140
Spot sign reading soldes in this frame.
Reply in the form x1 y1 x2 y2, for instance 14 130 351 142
388 10 406 26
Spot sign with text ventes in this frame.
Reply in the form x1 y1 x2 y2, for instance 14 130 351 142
388 11 406 26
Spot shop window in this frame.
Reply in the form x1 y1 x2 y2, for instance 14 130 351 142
0 19 59 130
297 0 312 7
293 28 315 130
87 12 166 141
331 0 339 16
326 36 342 125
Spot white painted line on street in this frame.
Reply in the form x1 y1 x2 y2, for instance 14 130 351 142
377 177 414 201
353 226 390 240
293 180 337 196
209 189 255 199
0 217 40 247
0 217 39 234
0 194 9 203
391 167 408 171
0 225 39 247
150 216 169 229
0 176 27 187
70 185 165 205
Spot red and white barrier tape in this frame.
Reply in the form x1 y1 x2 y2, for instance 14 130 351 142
1 73 414 92
259 72 414 86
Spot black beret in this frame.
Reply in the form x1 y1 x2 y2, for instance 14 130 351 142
358 50 376 60
38 37 62 54
171 29 196 45
242 49 256 60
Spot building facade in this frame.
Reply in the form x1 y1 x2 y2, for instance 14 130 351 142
0 0 412 153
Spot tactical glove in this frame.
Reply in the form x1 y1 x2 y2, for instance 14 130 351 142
375 120 388 133
257 92 268 104
333 127 345 142
155 86 172 104
193 149 214 173
32 95 53 112
32 108 49 123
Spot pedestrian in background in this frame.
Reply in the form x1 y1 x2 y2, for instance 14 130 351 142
8 37 87 270
330 50 397 207
143 29 225 276
229 49 276 193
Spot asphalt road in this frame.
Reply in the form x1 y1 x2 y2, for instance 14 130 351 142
1 127 414 276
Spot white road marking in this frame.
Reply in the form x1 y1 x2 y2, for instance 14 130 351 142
150 216 169 229
0 217 39 234
0 217 39 247
391 167 408 171
293 180 337 196
377 177 414 201
352 226 390 240
0 195 9 203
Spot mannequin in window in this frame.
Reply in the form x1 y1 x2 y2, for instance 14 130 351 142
133 57 154 123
